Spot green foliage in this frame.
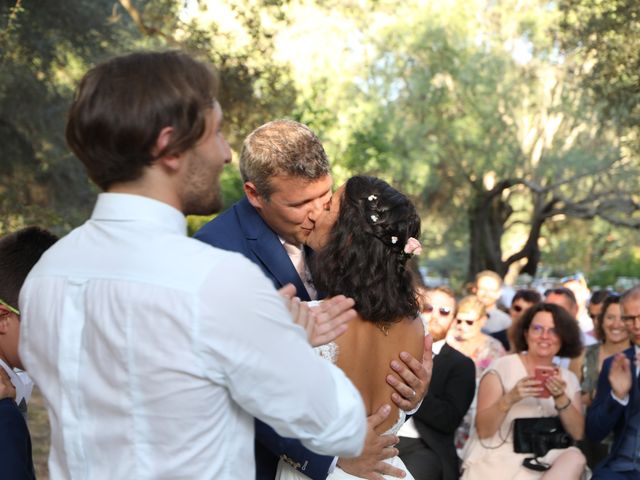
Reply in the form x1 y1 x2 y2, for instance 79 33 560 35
2 0 639 285
559 0 640 132
0 0 297 236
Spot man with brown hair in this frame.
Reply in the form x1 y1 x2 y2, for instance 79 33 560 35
196 119 432 479
20 51 366 479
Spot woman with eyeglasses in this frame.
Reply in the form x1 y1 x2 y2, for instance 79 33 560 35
569 294 629 469
461 303 586 479
446 295 506 454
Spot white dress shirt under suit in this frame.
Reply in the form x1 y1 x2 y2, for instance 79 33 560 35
19 193 365 480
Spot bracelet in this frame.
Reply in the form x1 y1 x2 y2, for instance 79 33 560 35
555 398 571 412
552 391 564 399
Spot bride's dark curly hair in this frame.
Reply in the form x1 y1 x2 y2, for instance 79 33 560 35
311 175 421 325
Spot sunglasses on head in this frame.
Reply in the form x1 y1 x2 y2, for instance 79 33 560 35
560 273 585 284
0 298 19 316
423 304 452 316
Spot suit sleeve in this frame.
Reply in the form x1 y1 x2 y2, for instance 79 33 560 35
256 420 335 480
413 353 476 434
0 398 36 480
585 357 627 442
197 213 338 479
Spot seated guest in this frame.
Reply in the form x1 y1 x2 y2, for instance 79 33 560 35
546 286 597 349
446 295 505 454
462 303 586 479
474 270 511 350
586 286 640 479
588 290 612 332
0 227 58 480
562 274 594 341
398 286 475 480
507 289 542 352
571 294 628 469
545 286 592 370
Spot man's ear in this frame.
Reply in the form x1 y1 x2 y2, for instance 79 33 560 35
152 126 182 172
244 182 266 210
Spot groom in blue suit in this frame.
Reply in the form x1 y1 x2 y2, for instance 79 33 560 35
196 120 430 480
586 286 640 479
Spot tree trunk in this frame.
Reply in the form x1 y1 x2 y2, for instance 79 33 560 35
467 187 510 281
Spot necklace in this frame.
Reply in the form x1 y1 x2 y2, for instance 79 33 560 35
377 323 390 336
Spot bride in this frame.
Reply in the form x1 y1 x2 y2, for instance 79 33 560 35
277 175 424 479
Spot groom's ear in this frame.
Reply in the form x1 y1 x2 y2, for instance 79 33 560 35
244 182 266 210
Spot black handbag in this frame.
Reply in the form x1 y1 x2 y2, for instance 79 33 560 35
513 417 573 471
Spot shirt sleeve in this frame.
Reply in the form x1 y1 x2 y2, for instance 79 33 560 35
196 255 366 458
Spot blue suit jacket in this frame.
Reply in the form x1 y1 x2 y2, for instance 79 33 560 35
195 197 333 480
585 346 637 468
0 398 36 480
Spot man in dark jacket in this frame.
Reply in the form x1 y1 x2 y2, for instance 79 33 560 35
398 286 476 480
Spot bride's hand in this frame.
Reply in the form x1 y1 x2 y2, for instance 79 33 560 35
337 404 406 479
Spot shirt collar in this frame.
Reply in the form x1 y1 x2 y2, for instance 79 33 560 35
432 339 446 356
0 359 30 405
91 193 187 235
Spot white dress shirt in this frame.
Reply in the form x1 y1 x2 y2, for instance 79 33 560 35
19 193 365 480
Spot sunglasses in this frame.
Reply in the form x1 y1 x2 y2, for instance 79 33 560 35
423 304 452 316
456 318 475 326
0 298 19 316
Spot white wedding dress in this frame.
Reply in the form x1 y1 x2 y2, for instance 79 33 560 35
275 342 415 480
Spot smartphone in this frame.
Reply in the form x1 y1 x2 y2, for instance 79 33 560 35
534 366 559 398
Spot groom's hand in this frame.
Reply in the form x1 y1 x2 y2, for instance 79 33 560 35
337 404 406 479
308 295 356 347
387 334 432 411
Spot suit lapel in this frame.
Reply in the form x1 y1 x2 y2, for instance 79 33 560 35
235 198 310 301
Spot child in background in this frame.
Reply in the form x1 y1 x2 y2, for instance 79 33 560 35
0 226 58 479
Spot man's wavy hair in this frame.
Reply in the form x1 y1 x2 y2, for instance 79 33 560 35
311 176 421 325
66 51 218 190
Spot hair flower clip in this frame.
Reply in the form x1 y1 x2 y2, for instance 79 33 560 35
370 214 379 223
391 236 398 244
367 194 377 201
404 237 422 255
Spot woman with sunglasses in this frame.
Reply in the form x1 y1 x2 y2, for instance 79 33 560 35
446 295 506 454
461 303 586 479
569 294 629 468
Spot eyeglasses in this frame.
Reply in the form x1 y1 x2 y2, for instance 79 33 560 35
528 324 559 338
423 304 452 317
456 318 476 326
621 314 640 324
0 298 19 316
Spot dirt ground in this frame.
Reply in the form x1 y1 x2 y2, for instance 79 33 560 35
29 386 50 479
